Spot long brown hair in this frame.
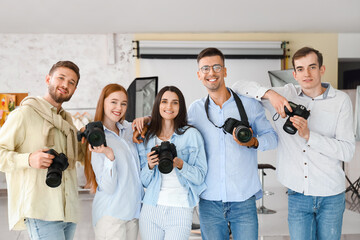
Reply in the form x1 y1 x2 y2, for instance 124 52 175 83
145 86 190 142
84 83 128 193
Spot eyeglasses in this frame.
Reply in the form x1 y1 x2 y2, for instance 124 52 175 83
199 64 223 74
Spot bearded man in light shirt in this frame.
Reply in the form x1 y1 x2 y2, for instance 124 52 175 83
187 47 278 240
0 61 85 240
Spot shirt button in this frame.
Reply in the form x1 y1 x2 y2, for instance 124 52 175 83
256 96 259 98
305 176 308 178
246 92 249 94
303 150 306 152
304 163 307 165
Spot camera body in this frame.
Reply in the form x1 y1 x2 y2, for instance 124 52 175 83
283 101 310 135
223 117 253 143
45 149 69 188
77 121 107 148
151 141 177 174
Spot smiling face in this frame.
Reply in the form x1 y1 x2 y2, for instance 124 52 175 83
197 55 227 93
45 67 78 106
293 52 325 93
103 90 128 126
159 90 180 122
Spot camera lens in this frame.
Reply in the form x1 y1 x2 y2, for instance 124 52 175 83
235 125 253 143
158 152 174 174
46 169 62 188
45 150 68 188
88 129 106 147
283 118 297 135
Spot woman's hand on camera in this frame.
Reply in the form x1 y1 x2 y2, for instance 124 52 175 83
173 157 184 170
88 144 115 161
147 150 158 170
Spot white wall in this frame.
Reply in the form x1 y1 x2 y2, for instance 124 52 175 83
0 34 135 108
338 33 360 59
338 33 360 186
140 58 281 108
0 33 136 189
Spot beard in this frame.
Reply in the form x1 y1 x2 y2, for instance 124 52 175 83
48 84 72 104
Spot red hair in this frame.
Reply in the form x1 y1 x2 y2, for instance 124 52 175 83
84 83 128 193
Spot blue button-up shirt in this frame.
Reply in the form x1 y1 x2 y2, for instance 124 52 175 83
188 89 278 202
91 121 144 226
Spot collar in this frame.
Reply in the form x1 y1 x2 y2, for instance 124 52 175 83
103 121 126 133
39 97 66 118
206 87 235 108
296 83 334 99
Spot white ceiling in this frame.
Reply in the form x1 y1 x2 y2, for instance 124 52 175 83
0 0 359 34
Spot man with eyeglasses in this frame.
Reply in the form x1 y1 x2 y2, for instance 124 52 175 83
187 47 278 240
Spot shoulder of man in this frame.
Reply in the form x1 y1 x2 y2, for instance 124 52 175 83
234 91 262 108
188 97 207 114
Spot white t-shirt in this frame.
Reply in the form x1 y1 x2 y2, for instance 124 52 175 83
155 137 190 208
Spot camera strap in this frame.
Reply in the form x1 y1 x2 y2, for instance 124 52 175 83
204 88 249 129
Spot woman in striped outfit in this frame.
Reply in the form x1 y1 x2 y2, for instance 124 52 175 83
136 86 207 240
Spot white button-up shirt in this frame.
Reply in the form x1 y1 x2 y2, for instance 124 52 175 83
233 81 355 196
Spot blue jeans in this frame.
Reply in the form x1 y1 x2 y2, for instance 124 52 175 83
287 189 345 240
25 218 76 240
199 197 258 240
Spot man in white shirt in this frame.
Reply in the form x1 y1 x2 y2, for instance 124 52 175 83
232 47 355 240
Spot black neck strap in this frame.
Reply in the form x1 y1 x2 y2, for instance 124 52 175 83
204 88 249 129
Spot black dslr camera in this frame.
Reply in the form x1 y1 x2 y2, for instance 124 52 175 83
45 149 69 188
223 118 253 143
283 101 310 135
77 121 107 148
151 141 177 174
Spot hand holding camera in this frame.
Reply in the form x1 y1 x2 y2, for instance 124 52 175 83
88 144 115 161
149 141 177 174
283 101 310 135
77 121 107 148
264 89 293 118
45 149 69 188
223 118 253 143
232 128 259 148
28 149 55 169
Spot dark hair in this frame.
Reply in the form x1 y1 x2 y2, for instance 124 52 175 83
197 47 225 65
292 47 323 69
49 61 80 85
145 86 190 142
84 83 128 193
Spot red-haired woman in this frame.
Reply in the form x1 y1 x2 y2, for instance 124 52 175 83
84 83 144 240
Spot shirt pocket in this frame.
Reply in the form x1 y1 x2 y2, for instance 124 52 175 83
179 147 197 165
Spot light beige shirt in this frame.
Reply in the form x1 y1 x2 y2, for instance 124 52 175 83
0 97 84 230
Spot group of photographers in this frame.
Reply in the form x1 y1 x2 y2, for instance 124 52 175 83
0 46 355 240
